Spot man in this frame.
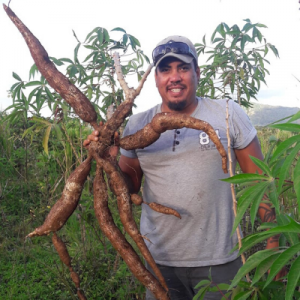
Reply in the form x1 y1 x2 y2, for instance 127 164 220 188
85 36 279 300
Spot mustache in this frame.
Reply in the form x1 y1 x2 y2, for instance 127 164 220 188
167 84 186 89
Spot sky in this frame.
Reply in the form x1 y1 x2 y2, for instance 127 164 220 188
1 0 300 115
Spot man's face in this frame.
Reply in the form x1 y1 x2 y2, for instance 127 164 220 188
155 57 200 113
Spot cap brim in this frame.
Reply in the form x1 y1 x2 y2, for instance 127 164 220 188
155 53 194 67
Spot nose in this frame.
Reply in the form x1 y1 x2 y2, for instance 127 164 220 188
169 69 182 83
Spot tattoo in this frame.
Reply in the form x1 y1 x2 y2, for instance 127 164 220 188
258 206 276 223
269 234 280 244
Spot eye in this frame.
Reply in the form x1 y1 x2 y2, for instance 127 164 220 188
180 64 190 71
159 66 170 73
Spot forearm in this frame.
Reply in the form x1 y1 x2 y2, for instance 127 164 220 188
258 200 279 249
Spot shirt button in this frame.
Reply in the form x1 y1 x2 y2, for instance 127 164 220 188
176 131 180 134
175 141 180 145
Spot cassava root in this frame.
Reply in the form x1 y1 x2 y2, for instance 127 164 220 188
27 156 92 238
131 194 181 219
52 233 87 300
93 164 169 300
120 113 228 173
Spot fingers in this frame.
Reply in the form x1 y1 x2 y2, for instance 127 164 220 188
83 130 100 148
114 131 120 146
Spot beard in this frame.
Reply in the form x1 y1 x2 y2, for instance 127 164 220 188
167 100 187 111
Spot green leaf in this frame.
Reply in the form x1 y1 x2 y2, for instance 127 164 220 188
221 173 268 184
268 181 279 214
13 72 22 81
288 110 300 123
238 232 275 253
233 290 253 300
265 243 300 288
123 33 128 45
294 158 300 213
103 28 110 42
241 35 247 52
229 249 277 289
277 214 300 246
59 58 73 64
193 285 210 300
31 116 52 126
49 56 64 66
24 81 42 87
251 252 281 285
278 143 300 192
250 182 269 229
29 64 39 80
194 279 211 289
286 255 300 300
270 135 300 163
69 65 79 78
74 43 81 63
249 156 272 176
111 27 126 33
255 23 267 28
42 125 52 155
268 44 280 58
44 87 55 102
269 123 300 132
242 23 253 33
232 181 269 234
97 29 103 45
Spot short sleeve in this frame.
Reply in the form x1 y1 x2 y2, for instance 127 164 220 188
230 101 257 149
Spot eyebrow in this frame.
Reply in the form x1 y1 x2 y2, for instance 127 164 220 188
158 62 190 70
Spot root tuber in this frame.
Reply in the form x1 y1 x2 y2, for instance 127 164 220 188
146 202 181 219
120 112 228 173
27 156 92 238
93 164 170 300
94 157 168 292
3 4 98 128
52 233 86 300
131 194 143 206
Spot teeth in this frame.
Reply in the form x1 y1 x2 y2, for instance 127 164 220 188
171 89 182 92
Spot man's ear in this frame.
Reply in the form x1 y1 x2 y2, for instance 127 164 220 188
196 66 200 81
154 69 158 87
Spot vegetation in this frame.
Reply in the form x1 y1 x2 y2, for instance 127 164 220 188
1 14 300 300
196 19 279 108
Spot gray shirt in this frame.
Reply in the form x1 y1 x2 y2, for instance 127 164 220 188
120 97 257 267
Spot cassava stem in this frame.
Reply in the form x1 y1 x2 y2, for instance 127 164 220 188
27 156 92 238
225 100 250 282
120 112 228 173
93 164 170 300
3 4 98 128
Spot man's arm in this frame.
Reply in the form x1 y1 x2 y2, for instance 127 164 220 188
119 155 143 194
234 136 279 250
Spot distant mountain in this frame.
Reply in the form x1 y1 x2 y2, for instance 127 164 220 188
246 103 300 126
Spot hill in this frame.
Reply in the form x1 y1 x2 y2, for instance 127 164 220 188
246 103 300 126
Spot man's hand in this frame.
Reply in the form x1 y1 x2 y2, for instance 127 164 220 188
83 123 119 161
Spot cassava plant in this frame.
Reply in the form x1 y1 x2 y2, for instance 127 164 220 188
196 19 279 107
194 117 300 300
4 4 228 300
